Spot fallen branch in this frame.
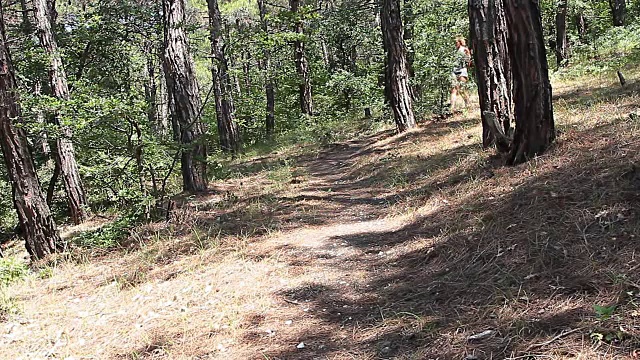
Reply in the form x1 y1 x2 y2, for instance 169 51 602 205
524 327 584 352
282 298 300 305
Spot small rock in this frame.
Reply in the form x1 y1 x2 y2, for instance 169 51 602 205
285 320 293 325
296 342 305 349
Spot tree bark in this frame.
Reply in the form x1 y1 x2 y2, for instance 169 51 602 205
402 0 416 79
290 0 313 116
609 0 626 26
0 6 61 259
555 0 568 67
468 0 513 152
504 0 555 165
575 12 586 41
380 0 416 132
257 0 276 138
162 0 208 192
143 40 161 135
33 0 90 224
207 0 241 154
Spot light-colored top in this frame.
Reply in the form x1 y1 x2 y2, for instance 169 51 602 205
453 46 471 78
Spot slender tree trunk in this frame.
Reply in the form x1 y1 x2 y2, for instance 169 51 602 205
609 0 626 26
402 0 416 79
380 0 416 132
555 0 568 67
257 0 275 138
33 0 89 224
0 6 61 259
143 41 161 134
207 0 241 154
468 0 513 152
575 12 587 41
290 0 313 116
504 0 555 165
162 0 208 192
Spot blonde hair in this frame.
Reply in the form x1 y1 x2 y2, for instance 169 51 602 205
455 36 466 47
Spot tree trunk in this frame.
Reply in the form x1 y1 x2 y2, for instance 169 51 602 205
402 0 415 79
257 0 275 138
609 0 626 26
290 0 313 116
162 0 208 192
33 0 89 224
380 0 416 132
555 0 568 67
207 0 241 154
0 6 61 259
143 40 161 135
468 0 513 152
504 0 555 165
575 12 587 41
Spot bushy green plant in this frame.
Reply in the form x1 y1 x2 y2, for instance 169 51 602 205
0 258 28 286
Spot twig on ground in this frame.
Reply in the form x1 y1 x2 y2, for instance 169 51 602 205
506 354 553 360
523 327 584 352
282 297 300 305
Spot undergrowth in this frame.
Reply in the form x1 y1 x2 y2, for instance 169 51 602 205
555 23 640 79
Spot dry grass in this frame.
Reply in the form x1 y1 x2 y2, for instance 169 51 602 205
1 68 640 359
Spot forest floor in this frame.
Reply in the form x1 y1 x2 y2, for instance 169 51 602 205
2 68 640 360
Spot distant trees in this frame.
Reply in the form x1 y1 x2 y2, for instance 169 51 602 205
207 0 241 154
257 0 275 138
380 0 416 132
555 0 568 67
162 0 208 192
609 0 626 26
290 0 313 116
0 4 61 259
33 0 90 224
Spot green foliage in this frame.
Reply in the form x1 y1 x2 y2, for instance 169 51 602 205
0 258 28 286
593 304 616 320
72 213 140 249
411 0 468 114
555 23 640 78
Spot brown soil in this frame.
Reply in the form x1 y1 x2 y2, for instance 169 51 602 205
1 70 640 360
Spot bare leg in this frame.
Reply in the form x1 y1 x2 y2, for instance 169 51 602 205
450 87 458 112
459 76 470 108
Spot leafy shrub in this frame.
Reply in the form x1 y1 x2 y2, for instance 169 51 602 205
0 257 28 286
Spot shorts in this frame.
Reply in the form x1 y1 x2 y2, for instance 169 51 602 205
451 71 469 88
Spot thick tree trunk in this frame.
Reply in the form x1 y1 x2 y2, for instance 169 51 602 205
257 0 276 138
207 0 241 154
290 0 313 116
504 0 555 165
162 0 208 192
609 0 626 26
468 0 513 152
0 7 61 259
33 0 89 224
380 0 416 132
555 0 568 67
